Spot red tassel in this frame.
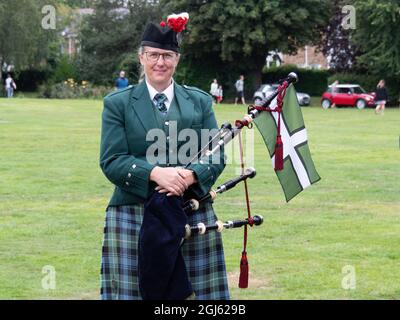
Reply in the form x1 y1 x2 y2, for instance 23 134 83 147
238 251 249 288
274 135 284 171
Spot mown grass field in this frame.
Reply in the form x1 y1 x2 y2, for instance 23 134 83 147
0 97 399 300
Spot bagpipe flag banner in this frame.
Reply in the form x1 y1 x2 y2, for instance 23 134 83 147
254 84 321 202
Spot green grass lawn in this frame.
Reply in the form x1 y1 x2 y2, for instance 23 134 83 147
0 97 399 300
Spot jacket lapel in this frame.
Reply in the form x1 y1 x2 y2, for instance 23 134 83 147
174 83 194 131
131 81 158 132
130 81 195 132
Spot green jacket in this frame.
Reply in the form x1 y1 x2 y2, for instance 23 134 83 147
100 81 225 206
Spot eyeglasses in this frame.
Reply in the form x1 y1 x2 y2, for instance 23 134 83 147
144 51 178 63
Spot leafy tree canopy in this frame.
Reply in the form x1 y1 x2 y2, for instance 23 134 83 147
0 0 58 79
161 0 333 86
78 0 161 84
352 0 400 76
319 0 357 72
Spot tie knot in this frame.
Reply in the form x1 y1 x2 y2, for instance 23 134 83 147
154 93 168 115
154 93 167 104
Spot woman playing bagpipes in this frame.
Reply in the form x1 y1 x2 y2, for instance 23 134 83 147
99 13 229 300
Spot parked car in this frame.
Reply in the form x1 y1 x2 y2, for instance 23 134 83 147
253 84 311 106
321 84 376 109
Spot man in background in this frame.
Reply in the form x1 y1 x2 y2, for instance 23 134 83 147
234 75 245 105
115 70 129 90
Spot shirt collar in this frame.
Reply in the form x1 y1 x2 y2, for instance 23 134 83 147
145 78 175 104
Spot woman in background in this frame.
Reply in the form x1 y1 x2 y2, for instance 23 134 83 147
375 80 388 115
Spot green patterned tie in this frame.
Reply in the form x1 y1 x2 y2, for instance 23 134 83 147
154 93 168 115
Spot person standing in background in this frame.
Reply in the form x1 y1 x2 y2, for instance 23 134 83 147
115 70 129 90
375 79 388 115
5 74 17 98
330 80 339 108
216 85 223 104
234 75 245 105
209 79 218 104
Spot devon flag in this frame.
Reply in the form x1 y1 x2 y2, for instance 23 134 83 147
254 84 321 202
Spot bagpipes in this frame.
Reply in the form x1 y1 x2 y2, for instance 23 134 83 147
182 167 256 213
185 72 298 168
182 72 298 228
182 168 264 238
181 72 298 288
138 73 299 299
185 214 264 239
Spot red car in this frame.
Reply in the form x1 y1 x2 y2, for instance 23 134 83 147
321 84 376 109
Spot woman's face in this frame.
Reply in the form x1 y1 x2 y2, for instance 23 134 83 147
139 46 180 89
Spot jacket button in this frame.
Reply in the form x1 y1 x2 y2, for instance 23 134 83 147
125 182 130 186
132 164 137 169
165 121 169 126
128 173 132 178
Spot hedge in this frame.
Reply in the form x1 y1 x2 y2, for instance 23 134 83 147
262 65 329 96
174 59 244 102
14 69 51 92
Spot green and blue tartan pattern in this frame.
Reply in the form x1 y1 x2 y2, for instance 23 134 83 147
100 203 230 300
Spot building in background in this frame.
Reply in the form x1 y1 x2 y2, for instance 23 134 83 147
60 8 94 56
60 7 130 57
281 46 328 69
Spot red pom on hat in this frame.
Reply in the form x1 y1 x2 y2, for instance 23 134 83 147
160 21 166 27
167 12 189 33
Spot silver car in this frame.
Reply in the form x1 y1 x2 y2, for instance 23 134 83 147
253 84 311 106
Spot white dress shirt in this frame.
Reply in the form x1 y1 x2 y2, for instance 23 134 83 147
146 79 175 111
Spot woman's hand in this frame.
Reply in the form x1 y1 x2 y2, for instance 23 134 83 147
150 167 188 197
177 169 197 187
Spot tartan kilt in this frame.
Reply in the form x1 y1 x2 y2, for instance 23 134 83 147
100 202 230 300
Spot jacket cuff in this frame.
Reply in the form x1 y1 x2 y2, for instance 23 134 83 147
187 163 215 198
123 160 156 199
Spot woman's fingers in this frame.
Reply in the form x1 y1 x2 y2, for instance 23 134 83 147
175 177 188 192
177 170 188 179
177 169 196 187
157 185 183 196
167 188 182 197
158 186 183 197
153 167 191 195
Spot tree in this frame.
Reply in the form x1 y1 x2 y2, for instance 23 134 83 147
78 0 161 85
57 0 96 7
0 0 57 82
161 0 333 88
319 0 357 71
352 0 400 76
